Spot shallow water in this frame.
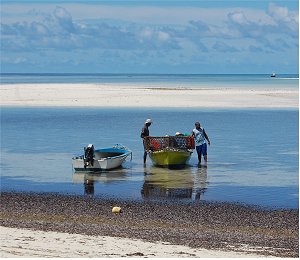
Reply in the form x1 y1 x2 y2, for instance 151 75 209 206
1 107 298 209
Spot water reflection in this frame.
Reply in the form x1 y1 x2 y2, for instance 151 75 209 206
84 177 94 195
72 168 129 196
141 165 208 201
72 164 209 201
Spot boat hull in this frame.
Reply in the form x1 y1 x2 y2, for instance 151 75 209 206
149 150 192 166
72 147 131 171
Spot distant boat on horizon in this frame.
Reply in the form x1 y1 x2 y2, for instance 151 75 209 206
271 72 276 77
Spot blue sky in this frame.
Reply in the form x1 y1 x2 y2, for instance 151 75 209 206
1 1 299 73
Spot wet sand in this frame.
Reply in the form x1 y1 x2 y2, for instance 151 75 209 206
0 83 298 108
0 192 298 257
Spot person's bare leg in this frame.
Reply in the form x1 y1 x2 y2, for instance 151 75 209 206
198 152 202 165
203 155 208 166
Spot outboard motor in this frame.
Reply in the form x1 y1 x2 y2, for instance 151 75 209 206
84 144 94 168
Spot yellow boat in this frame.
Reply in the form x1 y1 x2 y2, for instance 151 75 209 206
149 149 192 166
144 136 194 167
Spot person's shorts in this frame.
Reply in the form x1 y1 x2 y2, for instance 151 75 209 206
196 143 207 155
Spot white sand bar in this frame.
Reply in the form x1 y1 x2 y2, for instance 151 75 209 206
0 83 298 108
0 226 270 258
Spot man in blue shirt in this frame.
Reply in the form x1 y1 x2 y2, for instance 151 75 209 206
191 122 211 166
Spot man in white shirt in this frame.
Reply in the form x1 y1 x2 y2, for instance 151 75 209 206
191 121 211 166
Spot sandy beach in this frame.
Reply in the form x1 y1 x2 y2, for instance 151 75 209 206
0 192 298 258
0 83 298 108
1 226 269 258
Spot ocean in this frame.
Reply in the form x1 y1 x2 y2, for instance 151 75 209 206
0 74 299 209
1 73 299 89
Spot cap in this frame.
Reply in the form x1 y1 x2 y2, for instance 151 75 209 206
145 119 152 124
175 132 181 136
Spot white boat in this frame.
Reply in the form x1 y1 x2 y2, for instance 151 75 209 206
72 144 132 171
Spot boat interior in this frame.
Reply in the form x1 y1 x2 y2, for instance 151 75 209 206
94 151 125 159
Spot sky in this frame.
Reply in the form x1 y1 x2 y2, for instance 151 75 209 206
1 0 299 74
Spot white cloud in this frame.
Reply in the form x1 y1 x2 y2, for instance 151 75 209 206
31 22 49 35
157 31 170 42
268 3 298 34
1 6 183 52
0 2 298 73
268 3 290 22
53 6 76 33
53 6 72 21
140 27 153 39
228 11 249 25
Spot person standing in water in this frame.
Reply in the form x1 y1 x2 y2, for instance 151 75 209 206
191 121 211 166
141 119 152 164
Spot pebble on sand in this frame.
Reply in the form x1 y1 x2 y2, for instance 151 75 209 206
112 206 122 213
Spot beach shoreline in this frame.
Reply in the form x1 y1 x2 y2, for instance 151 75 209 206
0 192 298 258
0 226 270 258
0 83 298 108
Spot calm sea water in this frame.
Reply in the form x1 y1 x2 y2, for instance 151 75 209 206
1 106 298 209
1 74 299 208
1 73 299 89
